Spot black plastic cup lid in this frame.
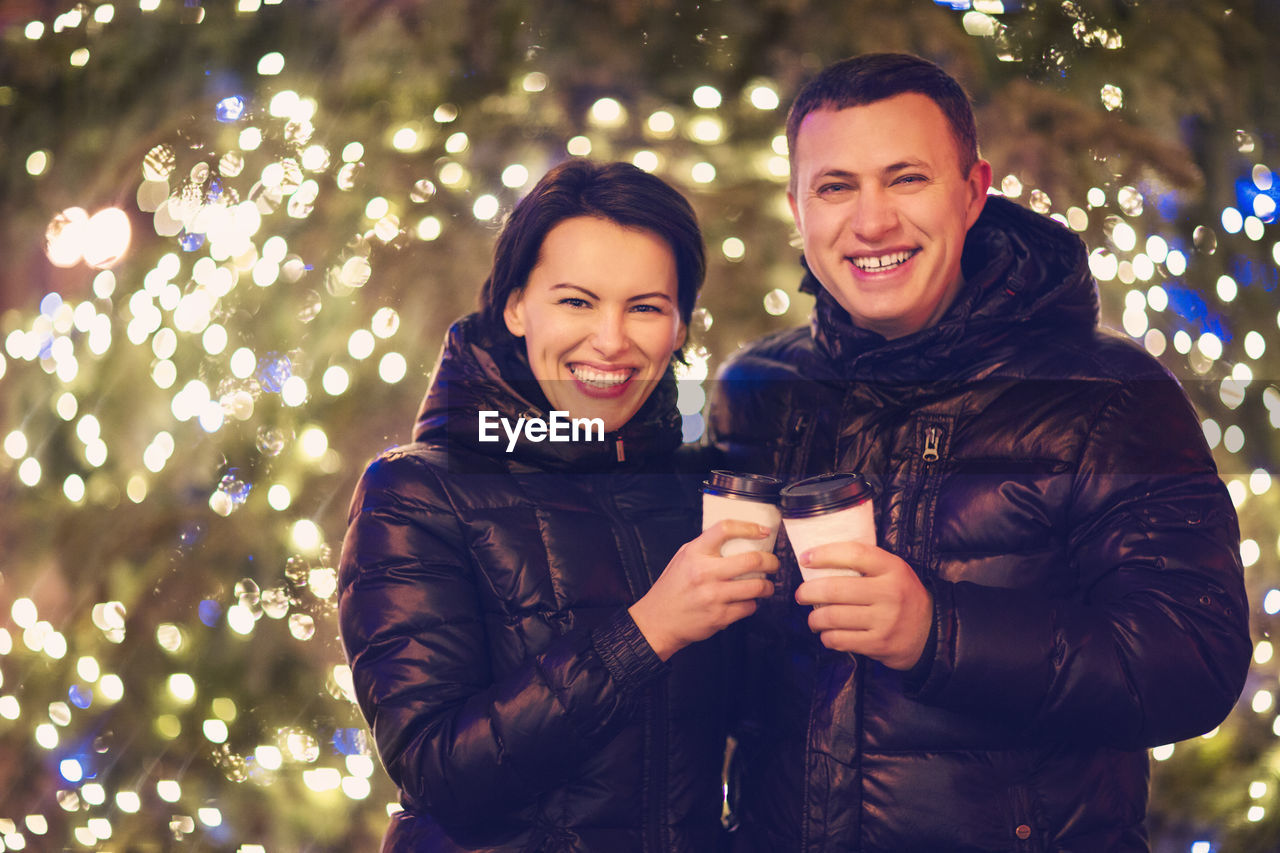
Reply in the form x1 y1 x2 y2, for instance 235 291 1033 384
701 470 782 502
779 473 873 518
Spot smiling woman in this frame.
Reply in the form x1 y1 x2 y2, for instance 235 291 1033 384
337 159 779 852
503 216 687 432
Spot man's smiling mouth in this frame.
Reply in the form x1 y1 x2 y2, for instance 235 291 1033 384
849 249 919 272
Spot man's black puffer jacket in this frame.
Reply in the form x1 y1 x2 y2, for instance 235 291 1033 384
710 196 1251 853
339 315 726 852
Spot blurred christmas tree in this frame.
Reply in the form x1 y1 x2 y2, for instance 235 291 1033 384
0 0 1277 850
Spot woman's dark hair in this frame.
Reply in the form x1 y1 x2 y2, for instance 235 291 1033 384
478 159 705 343
786 52 980 186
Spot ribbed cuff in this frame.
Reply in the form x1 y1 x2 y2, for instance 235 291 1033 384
902 583 942 695
591 608 670 694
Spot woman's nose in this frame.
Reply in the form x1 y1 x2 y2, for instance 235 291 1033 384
590 311 629 357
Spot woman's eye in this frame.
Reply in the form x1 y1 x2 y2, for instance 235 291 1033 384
631 303 664 314
557 297 590 308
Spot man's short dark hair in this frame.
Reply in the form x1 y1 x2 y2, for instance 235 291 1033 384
786 52 980 187
478 159 705 348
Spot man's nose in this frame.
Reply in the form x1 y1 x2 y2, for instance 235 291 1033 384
850 186 898 242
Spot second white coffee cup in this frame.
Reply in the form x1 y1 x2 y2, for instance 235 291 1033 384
779 473 875 583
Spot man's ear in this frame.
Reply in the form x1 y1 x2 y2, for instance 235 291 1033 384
503 290 526 338
964 159 993 228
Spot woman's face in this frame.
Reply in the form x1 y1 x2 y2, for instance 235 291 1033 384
504 216 686 433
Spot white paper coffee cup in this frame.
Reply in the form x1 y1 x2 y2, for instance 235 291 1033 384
701 471 782 577
780 473 875 583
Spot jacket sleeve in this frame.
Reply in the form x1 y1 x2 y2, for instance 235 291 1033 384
337 450 669 823
909 376 1252 749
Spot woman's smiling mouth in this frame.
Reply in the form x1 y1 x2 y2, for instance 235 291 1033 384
569 363 636 396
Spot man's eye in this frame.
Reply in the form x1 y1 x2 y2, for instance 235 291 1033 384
894 174 927 185
817 184 850 195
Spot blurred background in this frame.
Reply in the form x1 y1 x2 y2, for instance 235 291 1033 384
0 0 1278 850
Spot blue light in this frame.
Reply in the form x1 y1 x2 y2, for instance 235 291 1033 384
215 95 247 123
39 292 63 317
1161 285 1229 340
1235 174 1279 223
1230 257 1278 292
178 229 205 252
1191 842 1212 853
332 728 367 755
68 684 92 710
219 470 253 505
199 599 223 627
255 352 293 393
1231 257 1255 286
933 0 971 8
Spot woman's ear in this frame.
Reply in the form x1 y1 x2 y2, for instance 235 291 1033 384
503 290 526 338
673 319 687 353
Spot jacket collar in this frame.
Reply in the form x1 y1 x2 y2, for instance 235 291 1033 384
413 313 684 471
806 195 1099 382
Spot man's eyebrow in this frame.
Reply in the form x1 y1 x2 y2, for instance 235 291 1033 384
809 159 933 185
883 158 931 173
805 168 859 189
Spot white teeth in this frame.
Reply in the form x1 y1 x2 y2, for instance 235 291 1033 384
571 365 631 387
851 250 916 271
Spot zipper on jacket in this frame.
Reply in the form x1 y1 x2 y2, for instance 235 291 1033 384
778 410 814 481
922 426 941 462
901 420 948 568
789 411 812 444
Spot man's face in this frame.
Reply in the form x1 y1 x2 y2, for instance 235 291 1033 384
788 93 992 340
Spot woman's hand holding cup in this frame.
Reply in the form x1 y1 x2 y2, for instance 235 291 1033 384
700 471 783 572
629 520 779 662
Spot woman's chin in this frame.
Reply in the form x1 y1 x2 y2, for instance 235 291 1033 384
550 380 657 433
580 407 633 435
555 399 639 435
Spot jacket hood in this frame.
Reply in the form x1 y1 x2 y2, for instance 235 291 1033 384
413 313 684 471
804 195 1099 382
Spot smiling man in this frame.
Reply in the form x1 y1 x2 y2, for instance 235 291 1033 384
710 53 1250 852
787 90 989 341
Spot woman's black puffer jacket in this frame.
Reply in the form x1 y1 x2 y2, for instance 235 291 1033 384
710 197 1252 852
338 315 727 852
